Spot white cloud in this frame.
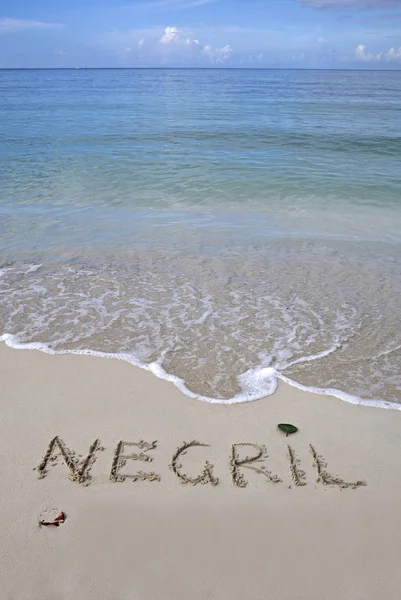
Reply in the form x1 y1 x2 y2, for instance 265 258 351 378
102 25 234 66
203 43 233 63
317 37 325 42
386 46 401 60
0 17 62 34
160 26 180 44
355 44 372 60
355 43 401 61
159 26 199 46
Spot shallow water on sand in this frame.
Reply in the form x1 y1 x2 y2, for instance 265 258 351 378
1 69 400 405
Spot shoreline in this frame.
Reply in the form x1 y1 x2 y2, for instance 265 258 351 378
1 333 399 411
1 343 401 599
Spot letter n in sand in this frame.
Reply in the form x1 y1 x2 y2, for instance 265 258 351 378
36 436 102 485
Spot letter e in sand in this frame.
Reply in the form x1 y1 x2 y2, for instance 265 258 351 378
110 440 160 483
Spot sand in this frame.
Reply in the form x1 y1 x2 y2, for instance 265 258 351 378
1 343 401 600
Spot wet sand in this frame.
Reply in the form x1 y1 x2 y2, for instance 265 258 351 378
1 343 401 599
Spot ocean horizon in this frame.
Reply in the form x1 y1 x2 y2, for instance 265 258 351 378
1 67 401 70
1 67 400 407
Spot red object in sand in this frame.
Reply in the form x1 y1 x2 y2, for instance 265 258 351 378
39 509 66 526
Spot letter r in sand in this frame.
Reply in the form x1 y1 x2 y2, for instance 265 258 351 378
230 443 281 488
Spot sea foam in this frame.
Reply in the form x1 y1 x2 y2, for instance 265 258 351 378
1 332 400 411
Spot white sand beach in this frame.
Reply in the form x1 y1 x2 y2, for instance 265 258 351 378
1 343 401 599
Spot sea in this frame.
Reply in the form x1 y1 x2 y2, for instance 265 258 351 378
1 68 400 407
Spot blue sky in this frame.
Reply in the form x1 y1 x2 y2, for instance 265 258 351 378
1 0 401 68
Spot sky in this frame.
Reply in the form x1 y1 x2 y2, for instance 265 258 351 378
1 0 401 68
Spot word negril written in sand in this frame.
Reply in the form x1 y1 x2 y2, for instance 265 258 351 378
36 437 366 490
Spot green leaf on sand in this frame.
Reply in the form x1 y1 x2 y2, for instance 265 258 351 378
278 423 298 436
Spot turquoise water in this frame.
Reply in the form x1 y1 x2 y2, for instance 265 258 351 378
1 69 400 405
